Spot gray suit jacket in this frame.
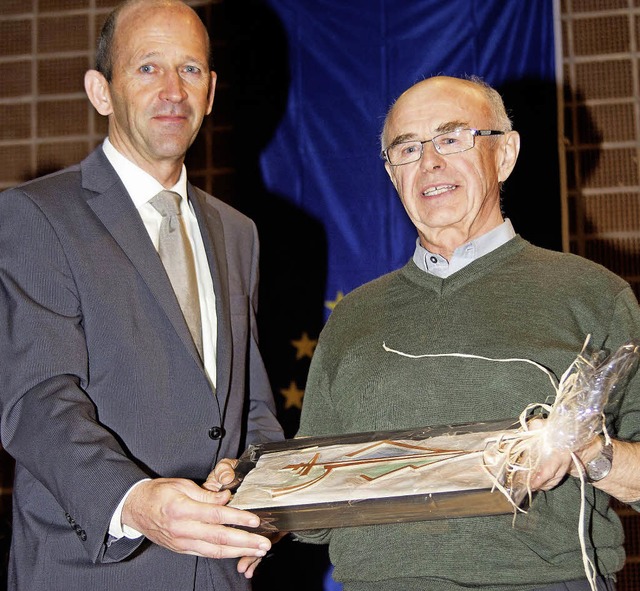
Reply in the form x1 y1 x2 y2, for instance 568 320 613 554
0 147 283 590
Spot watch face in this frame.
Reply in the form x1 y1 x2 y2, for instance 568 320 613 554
587 458 610 481
586 445 613 482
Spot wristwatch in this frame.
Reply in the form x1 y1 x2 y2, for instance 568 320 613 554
585 438 614 483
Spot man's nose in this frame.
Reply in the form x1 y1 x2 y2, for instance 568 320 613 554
419 141 445 170
159 71 187 102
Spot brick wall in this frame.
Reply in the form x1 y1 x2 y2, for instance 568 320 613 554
559 1 640 588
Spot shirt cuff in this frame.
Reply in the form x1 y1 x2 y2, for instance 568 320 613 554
108 479 151 540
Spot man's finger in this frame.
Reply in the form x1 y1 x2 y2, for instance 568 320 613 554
237 555 263 578
172 521 271 558
203 459 239 491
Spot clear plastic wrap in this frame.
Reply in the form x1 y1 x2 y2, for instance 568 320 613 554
485 338 640 495
540 339 640 453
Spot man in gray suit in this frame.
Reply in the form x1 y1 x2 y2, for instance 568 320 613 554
0 0 283 589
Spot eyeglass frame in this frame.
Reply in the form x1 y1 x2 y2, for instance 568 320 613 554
381 128 505 166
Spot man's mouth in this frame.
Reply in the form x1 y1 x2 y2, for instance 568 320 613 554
422 184 456 197
155 114 187 121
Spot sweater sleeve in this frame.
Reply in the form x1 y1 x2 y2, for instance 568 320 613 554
605 286 640 512
291 334 339 544
296 337 340 439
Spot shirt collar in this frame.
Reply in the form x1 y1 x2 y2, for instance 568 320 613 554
413 219 516 277
102 138 188 208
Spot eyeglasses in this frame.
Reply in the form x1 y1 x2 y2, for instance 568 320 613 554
382 128 505 166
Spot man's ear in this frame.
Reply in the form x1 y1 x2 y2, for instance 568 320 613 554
384 161 399 193
84 69 113 116
497 130 520 183
206 71 217 116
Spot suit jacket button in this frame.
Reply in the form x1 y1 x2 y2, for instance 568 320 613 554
208 426 223 440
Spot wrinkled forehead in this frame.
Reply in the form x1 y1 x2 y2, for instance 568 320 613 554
385 80 492 144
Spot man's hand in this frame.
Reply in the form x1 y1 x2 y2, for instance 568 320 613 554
528 448 575 491
202 459 288 578
527 425 640 504
526 418 602 491
121 477 271 559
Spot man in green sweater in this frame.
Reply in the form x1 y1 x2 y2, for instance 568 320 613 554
293 76 640 590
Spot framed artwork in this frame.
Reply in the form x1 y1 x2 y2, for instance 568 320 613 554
227 418 528 533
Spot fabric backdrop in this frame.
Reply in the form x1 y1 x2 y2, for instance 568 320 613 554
258 0 558 312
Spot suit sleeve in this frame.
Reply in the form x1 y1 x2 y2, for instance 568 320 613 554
244 221 284 446
0 188 149 563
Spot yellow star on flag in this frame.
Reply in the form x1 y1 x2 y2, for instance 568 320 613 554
291 332 317 360
325 290 344 311
280 381 305 410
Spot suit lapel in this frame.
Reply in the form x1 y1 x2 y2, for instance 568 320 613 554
189 185 232 407
80 148 202 366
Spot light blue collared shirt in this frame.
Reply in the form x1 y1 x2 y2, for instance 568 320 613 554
413 219 516 278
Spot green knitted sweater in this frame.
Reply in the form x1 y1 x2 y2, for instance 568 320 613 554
296 236 640 591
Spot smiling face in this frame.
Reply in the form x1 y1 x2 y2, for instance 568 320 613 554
383 77 519 256
85 1 216 185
